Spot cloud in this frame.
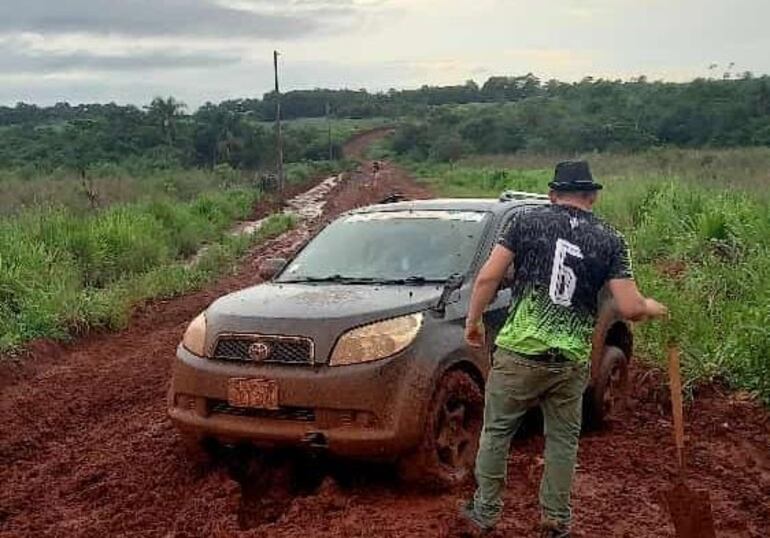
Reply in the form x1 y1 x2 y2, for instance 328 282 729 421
1 0 769 107
0 0 389 88
0 49 241 75
0 33 243 77
0 0 356 38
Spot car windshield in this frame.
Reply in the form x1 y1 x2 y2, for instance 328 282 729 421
277 210 490 283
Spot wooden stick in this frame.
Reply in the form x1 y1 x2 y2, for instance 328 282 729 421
667 346 686 474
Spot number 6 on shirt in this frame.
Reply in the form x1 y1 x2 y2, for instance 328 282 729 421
549 239 584 307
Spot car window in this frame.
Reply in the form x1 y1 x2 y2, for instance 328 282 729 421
278 210 490 282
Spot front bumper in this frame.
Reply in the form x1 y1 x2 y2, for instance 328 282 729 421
167 345 432 460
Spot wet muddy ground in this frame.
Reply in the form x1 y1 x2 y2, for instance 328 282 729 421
1 133 769 537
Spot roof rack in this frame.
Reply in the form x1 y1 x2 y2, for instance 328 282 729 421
498 190 549 202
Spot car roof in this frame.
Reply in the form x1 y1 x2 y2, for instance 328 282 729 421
350 194 549 217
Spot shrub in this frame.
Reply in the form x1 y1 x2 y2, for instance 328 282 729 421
0 188 277 351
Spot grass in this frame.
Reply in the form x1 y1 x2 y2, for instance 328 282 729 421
0 188 294 352
0 159 350 217
257 117 389 138
460 147 770 197
71 213 294 335
0 117 362 354
408 153 770 403
285 159 354 186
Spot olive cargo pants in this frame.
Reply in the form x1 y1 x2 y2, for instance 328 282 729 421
468 348 589 528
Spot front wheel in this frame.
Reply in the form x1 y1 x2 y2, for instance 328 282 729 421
398 370 483 491
584 345 629 429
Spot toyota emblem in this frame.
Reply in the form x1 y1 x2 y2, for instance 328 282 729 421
248 342 272 361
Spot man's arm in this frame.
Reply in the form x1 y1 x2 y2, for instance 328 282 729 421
606 231 667 321
465 245 514 347
607 278 668 321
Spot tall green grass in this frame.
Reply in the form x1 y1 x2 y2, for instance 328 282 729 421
0 159 352 216
0 189 294 352
256 117 389 138
412 161 770 403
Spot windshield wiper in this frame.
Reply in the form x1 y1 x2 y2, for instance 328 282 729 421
280 275 453 285
278 274 457 286
373 276 449 285
279 275 381 284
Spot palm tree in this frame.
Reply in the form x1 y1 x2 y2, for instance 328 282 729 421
146 96 186 147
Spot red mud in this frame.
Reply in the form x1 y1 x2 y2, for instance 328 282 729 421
1 134 769 537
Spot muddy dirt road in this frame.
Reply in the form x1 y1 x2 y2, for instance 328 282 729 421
2 134 769 537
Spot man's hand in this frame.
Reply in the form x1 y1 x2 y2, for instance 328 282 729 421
643 298 668 319
609 279 668 322
465 319 485 348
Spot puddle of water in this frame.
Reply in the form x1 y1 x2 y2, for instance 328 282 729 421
190 174 343 266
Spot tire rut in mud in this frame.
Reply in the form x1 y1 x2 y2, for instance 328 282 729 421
223 449 398 532
225 449 321 530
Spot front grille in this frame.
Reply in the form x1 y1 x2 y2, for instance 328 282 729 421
209 400 315 422
212 335 314 365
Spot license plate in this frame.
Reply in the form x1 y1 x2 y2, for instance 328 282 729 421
227 378 279 409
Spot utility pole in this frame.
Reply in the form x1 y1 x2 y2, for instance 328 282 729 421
274 50 285 195
326 101 333 161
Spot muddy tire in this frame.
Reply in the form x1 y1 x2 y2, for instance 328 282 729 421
398 370 483 491
584 345 628 430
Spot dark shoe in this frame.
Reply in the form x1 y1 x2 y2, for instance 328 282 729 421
457 500 494 536
539 520 571 538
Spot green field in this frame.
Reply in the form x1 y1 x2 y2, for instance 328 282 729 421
407 149 770 403
0 113 370 354
0 187 295 351
257 116 389 136
0 160 347 216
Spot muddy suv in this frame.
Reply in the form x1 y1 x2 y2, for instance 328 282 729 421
168 193 632 488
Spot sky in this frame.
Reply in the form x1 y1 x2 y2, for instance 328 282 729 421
1 0 768 108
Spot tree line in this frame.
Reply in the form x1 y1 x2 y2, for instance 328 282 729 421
2 73 769 172
0 97 340 174
388 75 770 160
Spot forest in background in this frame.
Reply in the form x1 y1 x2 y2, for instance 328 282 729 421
2 73 770 176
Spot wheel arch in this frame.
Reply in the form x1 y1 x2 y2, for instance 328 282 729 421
440 357 486 391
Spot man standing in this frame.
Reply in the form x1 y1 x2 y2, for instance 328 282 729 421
460 161 667 538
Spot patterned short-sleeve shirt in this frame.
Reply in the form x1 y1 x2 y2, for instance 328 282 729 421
495 203 633 363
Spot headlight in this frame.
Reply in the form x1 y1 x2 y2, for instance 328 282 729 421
182 313 207 357
329 313 423 366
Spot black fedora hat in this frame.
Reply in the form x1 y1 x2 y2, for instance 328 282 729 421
548 160 603 191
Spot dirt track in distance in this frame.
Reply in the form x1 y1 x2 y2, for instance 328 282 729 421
1 131 769 537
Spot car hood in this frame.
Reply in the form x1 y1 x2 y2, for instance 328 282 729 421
204 282 443 362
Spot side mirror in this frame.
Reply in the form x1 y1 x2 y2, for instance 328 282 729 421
431 273 465 317
259 257 287 280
